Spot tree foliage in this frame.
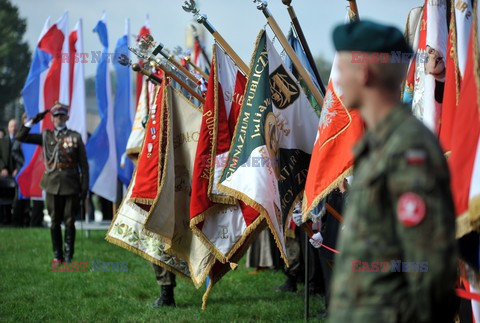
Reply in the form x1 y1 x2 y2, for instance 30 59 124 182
0 0 31 112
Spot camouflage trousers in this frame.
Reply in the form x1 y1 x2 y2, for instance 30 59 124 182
152 264 176 287
284 235 301 277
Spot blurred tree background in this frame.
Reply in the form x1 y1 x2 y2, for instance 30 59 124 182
0 0 31 128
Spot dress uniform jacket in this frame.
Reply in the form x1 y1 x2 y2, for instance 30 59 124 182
15 125 89 196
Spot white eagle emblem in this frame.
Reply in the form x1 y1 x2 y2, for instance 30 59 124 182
319 89 337 132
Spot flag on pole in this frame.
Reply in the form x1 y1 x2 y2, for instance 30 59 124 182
410 0 448 134
403 6 426 105
126 79 160 163
449 6 480 238
87 13 117 202
142 84 215 287
302 13 364 219
439 0 472 152
193 37 210 75
67 19 87 143
286 29 321 114
17 17 51 199
135 16 151 106
17 12 69 198
113 18 134 186
218 30 320 263
190 44 254 263
107 81 191 280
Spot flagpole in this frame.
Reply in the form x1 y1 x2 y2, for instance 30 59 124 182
282 0 326 96
117 54 163 85
191 26 211 66
155 66 205 104
182 0 250 74
161 67 205 104
347 0 360 21
184 55 210 80
131 64 162 85
304 232 310 321
153 43 200 84
253 0 324 107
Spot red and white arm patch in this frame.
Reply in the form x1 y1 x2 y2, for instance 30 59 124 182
405 149 426 165
396 192 426 227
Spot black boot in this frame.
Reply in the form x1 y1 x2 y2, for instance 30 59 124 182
275 274 297 293
50 226 64 262
64 226 75 263
152 285 176 307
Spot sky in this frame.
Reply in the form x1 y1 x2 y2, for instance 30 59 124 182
12 0 424 78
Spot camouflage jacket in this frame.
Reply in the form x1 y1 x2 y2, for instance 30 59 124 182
328 106 457 323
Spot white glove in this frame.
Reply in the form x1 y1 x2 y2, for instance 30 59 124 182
292 211 303 226
309 232 323 249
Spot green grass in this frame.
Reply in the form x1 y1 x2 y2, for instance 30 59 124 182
0 228 324 322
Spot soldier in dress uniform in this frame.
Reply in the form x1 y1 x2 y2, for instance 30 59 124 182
16 103 89 263
327 21 457 322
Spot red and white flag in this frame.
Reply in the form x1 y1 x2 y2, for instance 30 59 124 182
190 44 254 263
17 12 69 198
302 14 364 218
67 19 87 143
449 5 480 237
412 0 448 134
439 0 473 152
193 38 209 75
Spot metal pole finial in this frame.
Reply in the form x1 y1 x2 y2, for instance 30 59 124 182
182 0 200 16
253 0 268 11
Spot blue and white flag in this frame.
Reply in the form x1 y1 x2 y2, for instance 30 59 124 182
113 19 134 187
87 13 117 202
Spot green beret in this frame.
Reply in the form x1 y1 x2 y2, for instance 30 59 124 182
333 20 413 55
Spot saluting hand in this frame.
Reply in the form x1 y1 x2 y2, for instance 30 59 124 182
31 111 48 124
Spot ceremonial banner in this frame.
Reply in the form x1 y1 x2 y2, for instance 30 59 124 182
405 6 424 49
107 83 194 282
142 84 215 287
450 2 480 237
190 44 256 263
218 30 319 262
126 80 159 162
403 6 426 105
106 172 191 279
411 0 448 134
302 15 364 218
439 1 459 152
439 0 473 152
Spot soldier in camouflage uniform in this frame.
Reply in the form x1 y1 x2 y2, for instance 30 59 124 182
151 264 176 307
327 21 457 322
16 103 89 263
